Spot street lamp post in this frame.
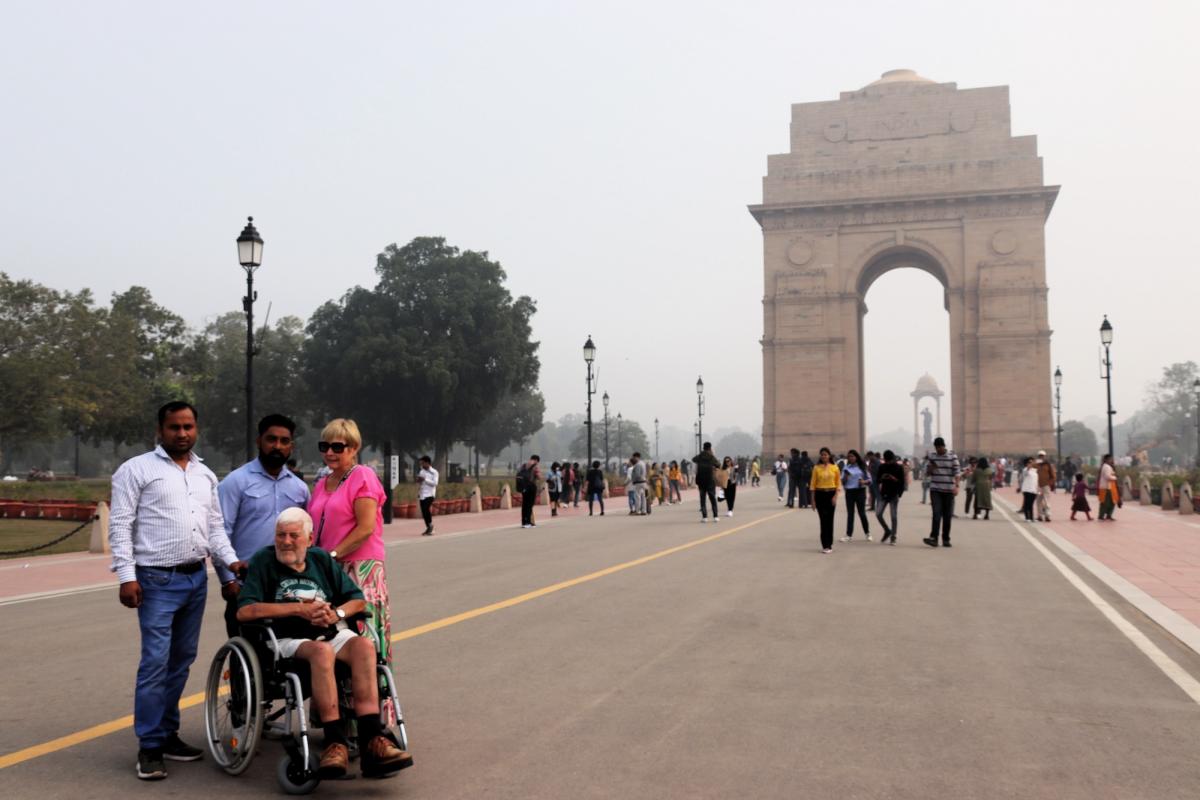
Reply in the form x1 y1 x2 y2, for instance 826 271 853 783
602 391 610 470
1054 366 1063 466
654 417 659 462
237 217 264 462
694 421 699 454
696 376 705 446
583 336 596 467
1100 316 1115 457
1194 378 1200 468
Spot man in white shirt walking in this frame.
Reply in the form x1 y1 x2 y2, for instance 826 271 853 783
109 402 247 781
417 455 439 535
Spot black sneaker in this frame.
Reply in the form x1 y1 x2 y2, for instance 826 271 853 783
942 541 953 548
923 537 939 548
162 732 203 762
137 748 167 780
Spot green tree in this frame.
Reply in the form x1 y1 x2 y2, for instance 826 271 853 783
1146 361 1199 465
1060 420 1098 459
0 274 93 472
304 237 539 467
475 390 545 471
609 418 650 460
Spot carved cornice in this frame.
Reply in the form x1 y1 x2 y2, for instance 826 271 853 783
748 186 1060 231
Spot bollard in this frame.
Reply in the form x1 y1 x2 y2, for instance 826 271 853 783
1180 483 1195 516
1162 481 1177 511
539 482 550 507
602 478 610 499
500 484 512 510
1140 477 1153 506
470 486 482 513
1121 475 1133 503
88 501 110 554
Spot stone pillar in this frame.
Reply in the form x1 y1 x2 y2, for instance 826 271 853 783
469 486 482 513
1139 477 1152 505
88 501 109 554
1162 482 1177 511
500 484 512 510
1179 483 1194 516
1121 475 1133 502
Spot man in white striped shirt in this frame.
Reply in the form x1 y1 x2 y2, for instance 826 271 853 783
109 401 246 781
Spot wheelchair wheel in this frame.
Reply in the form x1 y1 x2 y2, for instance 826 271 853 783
204 636 265 775
277 752 320 795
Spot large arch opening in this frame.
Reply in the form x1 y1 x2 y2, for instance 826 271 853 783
858 248 954 456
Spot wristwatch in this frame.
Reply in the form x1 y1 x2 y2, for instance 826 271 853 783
329 550 338 559
336 608 346 620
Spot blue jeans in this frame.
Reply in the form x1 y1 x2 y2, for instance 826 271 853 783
134 565 208 749
775 472 787 498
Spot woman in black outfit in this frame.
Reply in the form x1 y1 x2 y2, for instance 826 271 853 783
585 460 606 516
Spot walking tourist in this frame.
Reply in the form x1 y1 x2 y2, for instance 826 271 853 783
1035 451 1057 522
750 457 761 487
1097 454 1120 520
572 462 583 507
626 453 647 515
786 448 803 507
548 462 564 517
875 449 905 544
1070 472 1093 521
417 455 438 535
970 456 993 520
920 458 931 503
722 456 738 517
307 418 396 718
516 455 541 528
798 450 814 508
586 460 605 516
922 437 960 548
1017 457 1038 520
840 449 872 542
218 413 310 636
962 457 976 517
693 442 721 522
109 401 247 781
865 451 882 512
810 447 840 553
668 460 683 503
773 453 788 501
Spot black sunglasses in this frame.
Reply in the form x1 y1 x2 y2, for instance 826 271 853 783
318 441 348 453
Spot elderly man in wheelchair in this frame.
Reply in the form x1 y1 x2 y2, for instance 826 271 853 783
205 507 410 790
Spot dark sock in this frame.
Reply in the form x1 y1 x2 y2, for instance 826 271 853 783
323 718 348 746
356 713 382 744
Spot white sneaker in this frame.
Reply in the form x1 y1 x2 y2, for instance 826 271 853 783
700 518 707 523
821 548 832 554
865 534 873 542
840 536 852 542
727 511 733 517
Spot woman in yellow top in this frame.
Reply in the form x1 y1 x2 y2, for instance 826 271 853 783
667 461 683 504
809 447 841 553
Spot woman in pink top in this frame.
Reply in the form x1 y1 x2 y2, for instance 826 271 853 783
308 418 392 673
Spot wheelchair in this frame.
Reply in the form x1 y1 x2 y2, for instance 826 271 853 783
203 617 411 794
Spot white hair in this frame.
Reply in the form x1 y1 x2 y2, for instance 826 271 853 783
275 507 314 535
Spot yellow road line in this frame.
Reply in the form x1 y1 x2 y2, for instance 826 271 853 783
0 511 786 770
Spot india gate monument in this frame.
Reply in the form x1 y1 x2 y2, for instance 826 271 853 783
751 70 1058 456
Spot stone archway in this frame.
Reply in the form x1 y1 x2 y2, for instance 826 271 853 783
751 70 1058 457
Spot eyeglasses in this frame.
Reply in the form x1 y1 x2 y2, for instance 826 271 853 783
318 441 349 453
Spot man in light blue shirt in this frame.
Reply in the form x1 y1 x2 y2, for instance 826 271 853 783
217 413 310 636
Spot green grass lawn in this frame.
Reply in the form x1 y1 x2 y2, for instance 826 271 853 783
0 519 93 560
0 479 111 502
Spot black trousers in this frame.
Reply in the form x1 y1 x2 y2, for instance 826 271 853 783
1022 491 1037 520
587 489 604 514
844 487 869 536
815 490 836 549
725 482 737 511
876 495 900 538
420 497 434 527
929 490 955 543
521 489 537 526
964 487 975 515
698 483 718 518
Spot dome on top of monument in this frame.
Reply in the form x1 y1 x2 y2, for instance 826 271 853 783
914 373 940 393
866 69 935 88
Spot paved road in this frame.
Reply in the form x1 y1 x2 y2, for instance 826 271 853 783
4 487 1200 799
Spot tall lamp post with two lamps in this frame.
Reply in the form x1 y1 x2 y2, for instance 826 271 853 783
1054 366 1063 468
236 217 264 462
602 391 610 470
1100 316 1115 457
583 336 596 467
696 377 705 446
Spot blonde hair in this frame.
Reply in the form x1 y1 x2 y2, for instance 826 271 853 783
320 418 362 451
276 507 314 535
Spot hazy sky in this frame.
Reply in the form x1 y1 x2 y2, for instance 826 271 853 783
2 1 1195 447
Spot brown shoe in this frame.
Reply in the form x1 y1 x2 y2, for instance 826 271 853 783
361 735 413 777
318 742 349 779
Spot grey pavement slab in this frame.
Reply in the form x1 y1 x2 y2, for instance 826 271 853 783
3 489 1200 798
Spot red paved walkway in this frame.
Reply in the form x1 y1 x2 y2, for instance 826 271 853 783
1006 491 1200 629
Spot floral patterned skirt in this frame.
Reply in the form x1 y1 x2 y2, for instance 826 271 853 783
340 559 392 665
